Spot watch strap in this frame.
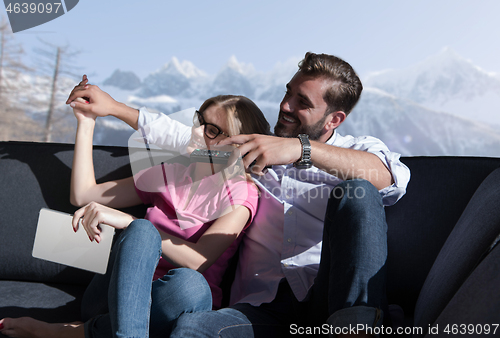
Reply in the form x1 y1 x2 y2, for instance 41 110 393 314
294 134 313 169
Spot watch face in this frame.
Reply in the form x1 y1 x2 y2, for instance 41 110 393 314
298 134 310 143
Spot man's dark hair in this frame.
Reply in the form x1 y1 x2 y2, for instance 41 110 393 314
298 52 363 116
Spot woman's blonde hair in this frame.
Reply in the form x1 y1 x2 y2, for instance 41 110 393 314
198 95 271 137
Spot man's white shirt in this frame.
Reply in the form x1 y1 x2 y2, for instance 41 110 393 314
137 107 411 306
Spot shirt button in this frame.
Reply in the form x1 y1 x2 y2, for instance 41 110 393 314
283 263 289 268
287 238 292 243
287 210 293 215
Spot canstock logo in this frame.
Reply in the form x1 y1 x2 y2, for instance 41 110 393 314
4 0 79 33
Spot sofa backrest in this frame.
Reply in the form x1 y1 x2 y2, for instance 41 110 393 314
0 141 146 285
2 141 500 316
385 156 500 316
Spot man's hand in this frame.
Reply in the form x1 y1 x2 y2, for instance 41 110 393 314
72 202 135 243
66 75 140 129
66 74 89 105
66 75 121 118
218 134 302 175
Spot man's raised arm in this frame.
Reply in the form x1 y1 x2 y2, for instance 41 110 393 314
66 75 140 130
66 75 192 153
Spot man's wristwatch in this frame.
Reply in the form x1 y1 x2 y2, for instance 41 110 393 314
293 134 313 169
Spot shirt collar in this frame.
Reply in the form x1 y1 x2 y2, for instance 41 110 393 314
326 129 337 145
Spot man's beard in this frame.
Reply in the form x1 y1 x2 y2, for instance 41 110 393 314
274 111 327 140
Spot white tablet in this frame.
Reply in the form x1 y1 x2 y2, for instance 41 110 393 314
32 208 115 274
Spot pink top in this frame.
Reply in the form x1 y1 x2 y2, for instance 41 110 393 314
134 162 259 308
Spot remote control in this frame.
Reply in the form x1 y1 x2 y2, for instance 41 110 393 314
190 149 232 164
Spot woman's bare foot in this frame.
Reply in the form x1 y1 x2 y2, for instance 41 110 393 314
0 317 84 338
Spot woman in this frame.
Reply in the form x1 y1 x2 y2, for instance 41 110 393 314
0 94 270 337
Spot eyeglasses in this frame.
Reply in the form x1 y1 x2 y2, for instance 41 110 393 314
193 110 230 139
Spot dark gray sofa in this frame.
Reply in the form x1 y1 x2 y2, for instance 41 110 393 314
1 140 500 337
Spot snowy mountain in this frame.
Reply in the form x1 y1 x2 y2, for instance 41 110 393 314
364 47 500 127
211 56 256 97
95 50 500 156
13 49 497 156
103 69 141 90
137 57 208 98
339 88 500 157
256 57 300 102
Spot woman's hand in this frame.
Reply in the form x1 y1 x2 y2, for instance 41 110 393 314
72 97 97 123
69 75 96 122
72 202 135 243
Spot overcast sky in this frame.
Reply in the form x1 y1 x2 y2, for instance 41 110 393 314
3 0 500 82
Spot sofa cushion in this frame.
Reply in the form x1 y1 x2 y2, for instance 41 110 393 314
0 280 86 323
413 167 500 333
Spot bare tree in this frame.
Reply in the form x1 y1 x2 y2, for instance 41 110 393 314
0 20 81 143
0 104 42 142
0 16 31 102
0 16 40 142
33 39 81 142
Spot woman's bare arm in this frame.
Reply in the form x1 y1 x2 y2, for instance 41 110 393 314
159 205 251 273
70 106 142 208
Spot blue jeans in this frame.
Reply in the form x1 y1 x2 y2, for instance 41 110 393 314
81 219 212 338
171 179 388 337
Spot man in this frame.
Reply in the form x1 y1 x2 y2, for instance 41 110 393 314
67 52 410 336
